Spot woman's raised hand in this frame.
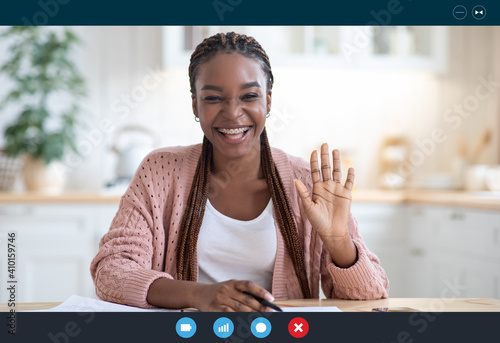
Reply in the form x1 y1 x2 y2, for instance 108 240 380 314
294 143 357 267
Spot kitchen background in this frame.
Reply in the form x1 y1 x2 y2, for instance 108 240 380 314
0 26 499 303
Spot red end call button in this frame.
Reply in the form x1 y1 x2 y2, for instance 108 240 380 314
288 317 309 338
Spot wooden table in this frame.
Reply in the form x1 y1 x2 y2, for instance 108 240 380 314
276 298 500 312
2 298 499 312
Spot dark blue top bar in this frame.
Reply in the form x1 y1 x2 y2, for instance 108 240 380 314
0 0 499 25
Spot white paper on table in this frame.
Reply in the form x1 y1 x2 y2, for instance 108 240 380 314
281 306 342 312
23 295 341 312
23 295 180 312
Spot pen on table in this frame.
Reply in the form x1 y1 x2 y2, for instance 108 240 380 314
243 291 283 312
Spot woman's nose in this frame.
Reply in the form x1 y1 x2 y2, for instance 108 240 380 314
221 99 243 118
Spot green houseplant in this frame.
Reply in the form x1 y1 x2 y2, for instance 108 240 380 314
0 26 86 192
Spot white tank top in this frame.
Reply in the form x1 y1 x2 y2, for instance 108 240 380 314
197 198 277 292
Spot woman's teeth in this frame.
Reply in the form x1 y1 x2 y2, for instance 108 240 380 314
217 127 250 134
217 127 250 140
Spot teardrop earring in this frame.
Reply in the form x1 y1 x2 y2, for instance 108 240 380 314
194 116 200 122
266 113 270 118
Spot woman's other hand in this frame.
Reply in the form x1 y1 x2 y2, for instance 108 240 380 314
194 280 275 312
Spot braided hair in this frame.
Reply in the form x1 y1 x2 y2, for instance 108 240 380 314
176 32 312 299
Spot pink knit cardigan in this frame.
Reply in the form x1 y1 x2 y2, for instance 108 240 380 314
90 144 389 308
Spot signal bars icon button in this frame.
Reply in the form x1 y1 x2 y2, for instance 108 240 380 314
213 317 234 338
218 323 230 333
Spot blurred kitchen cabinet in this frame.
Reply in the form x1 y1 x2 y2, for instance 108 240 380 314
163 26 448 72
352 203 500 299
351 203 410 297
429 251 500 299
431 207 500 299
408 206 500 299
431 208 500 260
0 203 118 302
407 205 434 297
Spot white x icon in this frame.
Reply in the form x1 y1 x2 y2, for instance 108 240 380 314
294 323 303 332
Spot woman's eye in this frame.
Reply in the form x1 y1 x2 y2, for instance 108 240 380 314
205 96 222 102
242 93 258 100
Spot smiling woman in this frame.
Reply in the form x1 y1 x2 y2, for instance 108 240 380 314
90 32 389 312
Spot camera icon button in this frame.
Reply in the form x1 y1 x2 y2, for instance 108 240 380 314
176 317 197 338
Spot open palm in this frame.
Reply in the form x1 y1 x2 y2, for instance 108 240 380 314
295 143 354 241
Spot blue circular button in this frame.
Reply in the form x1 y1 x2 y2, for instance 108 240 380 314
213 317 234 338
176 317 197 338
251 317 272 338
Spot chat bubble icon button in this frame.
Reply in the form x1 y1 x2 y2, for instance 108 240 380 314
251 317 272 338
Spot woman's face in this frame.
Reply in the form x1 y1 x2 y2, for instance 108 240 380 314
192 52 272 161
